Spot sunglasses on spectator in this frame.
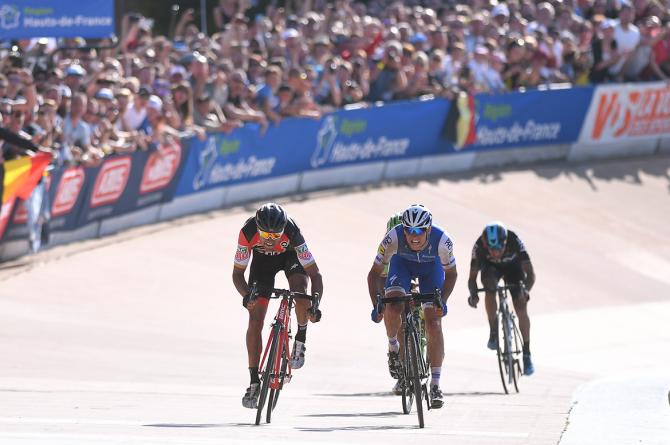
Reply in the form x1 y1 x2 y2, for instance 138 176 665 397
12 111 23 118
405 227 426 235
8 76 21 84
258 229 283 240
0 84 7 89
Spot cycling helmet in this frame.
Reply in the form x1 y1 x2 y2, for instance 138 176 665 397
256 203 288 233
387 212 403 231
402 204 432 230
483 221 508 250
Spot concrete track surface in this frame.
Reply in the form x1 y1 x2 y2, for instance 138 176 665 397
1 156 669 445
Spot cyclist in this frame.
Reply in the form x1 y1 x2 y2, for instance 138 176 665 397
466 221 536 376
233 203 324 408
367 204 458 409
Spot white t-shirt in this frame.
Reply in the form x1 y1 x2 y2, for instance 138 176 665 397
123 104 147 130
612 22 641 74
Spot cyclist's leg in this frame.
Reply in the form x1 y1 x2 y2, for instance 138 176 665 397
243 256 279 408
505 264 530 351
481 264 503 346
247 255 281 369
384 256 411 379
419 261 445 391
284 251 310 369
384 256 411 344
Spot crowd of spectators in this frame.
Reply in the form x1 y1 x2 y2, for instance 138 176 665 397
2 0 670 166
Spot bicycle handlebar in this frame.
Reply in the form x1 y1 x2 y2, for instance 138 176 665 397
375 289 442 314
248 283 322 320
474 282 525 294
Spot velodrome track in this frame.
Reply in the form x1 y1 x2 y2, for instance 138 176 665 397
0 156 669 444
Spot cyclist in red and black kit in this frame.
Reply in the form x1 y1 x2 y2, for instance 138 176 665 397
232 203 324 408
467 222 536 375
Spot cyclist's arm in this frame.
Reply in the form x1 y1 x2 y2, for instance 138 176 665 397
367 261 386 306
521 260 535 291
304 262 324 297
232 266 249 297
232 230 252 297
368 230 399 305
468 243 482 296
442 264 458 302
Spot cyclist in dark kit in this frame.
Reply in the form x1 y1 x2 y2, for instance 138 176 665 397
467 222 536 375
233 203 324 408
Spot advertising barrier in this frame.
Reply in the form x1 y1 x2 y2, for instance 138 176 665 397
442 87 594 152
1 142 185 242
6 83 668 260
578 82 670 144
174 99 450 197
0 0 115 40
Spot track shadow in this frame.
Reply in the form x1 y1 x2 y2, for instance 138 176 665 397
302 411 399 418
297 425 418 432
144 423 229 428
444 391 501 397
314 391 395 397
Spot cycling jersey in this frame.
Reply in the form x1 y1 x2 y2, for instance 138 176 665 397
470 230 529 267
234 217 316 270
375 224 456 269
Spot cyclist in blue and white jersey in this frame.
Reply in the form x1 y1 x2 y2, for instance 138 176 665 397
367 204 458 408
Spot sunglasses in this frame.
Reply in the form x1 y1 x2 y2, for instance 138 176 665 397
258 229 283 240
405 227 426 236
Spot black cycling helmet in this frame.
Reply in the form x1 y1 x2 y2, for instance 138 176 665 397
255 202 288 233
483 221 508 250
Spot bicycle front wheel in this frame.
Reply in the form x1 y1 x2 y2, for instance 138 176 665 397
256 324 280 425
511 319 522 393
401 344 413 414
268 340 289 422
496 310 511 395
407 329 425 428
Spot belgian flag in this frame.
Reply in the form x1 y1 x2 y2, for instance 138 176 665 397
0 152 53 204
442 91 476 150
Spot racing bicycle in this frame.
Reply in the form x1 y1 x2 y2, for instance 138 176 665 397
475 283 524 394
250 285 321 425
375 289 442 428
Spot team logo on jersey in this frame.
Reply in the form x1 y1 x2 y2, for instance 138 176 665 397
377 245 386 256
235 246 249 262
382 235 392 247
443 237 453 251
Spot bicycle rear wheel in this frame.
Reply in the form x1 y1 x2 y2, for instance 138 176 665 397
496 311 511 394
407 329 425 428
255 324 280 425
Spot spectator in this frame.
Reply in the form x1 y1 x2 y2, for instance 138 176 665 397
368 41 407 101
256 66 283 124
63 93 103 165
194 94 240 133
612 1 641 79
224 69 269 132
590 19 622 82
123 86 150 131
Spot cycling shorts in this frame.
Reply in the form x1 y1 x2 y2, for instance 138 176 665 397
385 255 444 305
481 261 525 300
249 251 307 300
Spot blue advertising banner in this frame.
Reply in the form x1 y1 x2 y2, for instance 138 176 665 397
440 87 595 152
174 99 451 197
0 0 115 40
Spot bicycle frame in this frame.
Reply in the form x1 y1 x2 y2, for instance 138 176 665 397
377 290 441 428
258 295 293 390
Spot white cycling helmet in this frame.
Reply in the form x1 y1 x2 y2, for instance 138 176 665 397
402 204 432 230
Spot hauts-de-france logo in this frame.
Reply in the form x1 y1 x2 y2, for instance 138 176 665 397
311 115 338 168
0 5 20 30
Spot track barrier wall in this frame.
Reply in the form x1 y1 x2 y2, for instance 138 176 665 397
1 82 667 260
